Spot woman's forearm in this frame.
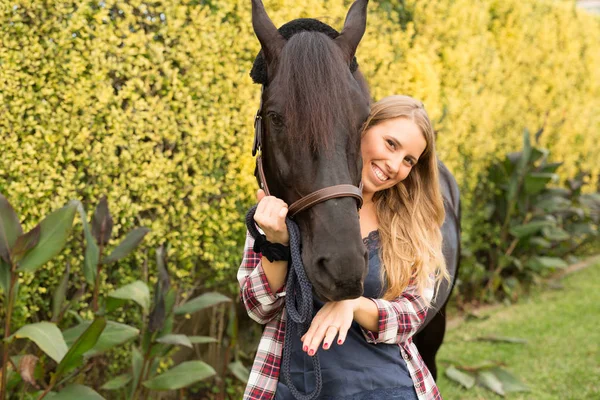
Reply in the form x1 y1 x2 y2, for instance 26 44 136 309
352 296 379 332
261 257 288 293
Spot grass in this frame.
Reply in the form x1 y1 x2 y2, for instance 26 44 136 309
436 261 600 399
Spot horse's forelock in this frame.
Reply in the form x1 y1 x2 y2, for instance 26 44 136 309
276 31 358 153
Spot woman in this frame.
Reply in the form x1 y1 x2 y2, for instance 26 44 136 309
238 95 449 400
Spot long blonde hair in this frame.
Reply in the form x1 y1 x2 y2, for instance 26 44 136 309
362 95 449 304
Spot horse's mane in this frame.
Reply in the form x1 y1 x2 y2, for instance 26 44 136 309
250 19 361 153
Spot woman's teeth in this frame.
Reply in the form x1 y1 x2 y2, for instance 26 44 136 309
372 164 389 182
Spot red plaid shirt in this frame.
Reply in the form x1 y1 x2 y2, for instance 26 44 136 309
237 230 442 399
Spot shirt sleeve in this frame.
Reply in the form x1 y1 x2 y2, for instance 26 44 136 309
361 274 435 345
237 230 286 324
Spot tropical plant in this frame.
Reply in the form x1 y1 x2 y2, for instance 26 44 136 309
458 129 600 302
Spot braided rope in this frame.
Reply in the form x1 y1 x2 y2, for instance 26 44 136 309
246 205 322 400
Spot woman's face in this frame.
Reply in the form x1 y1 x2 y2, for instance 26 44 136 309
360 117 427 196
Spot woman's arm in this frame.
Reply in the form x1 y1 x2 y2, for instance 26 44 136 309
357 275 435 345
237 231 288 324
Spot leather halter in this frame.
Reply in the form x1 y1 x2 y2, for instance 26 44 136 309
252 86 363 218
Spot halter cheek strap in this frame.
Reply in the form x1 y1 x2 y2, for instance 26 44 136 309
253 85 363 217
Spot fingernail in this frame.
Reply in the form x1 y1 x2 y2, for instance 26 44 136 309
308 349 315 356
303 345 308 352
323 343 329 349
338 339 343 345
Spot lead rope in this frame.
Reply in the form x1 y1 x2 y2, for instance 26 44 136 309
246 206 323 400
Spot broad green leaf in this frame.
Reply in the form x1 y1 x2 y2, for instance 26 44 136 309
55 318 106 380
174 292 231 315
63 321 139 356
524 172 556 195
156 334 192 348
11 225 41 263
76 203 99 285
103 227 150 264
100 374 131 390
509 221 553 239
474 335 527 344
0 194 23 263
188 336 218 344
527 256 568 270
529 237 551 248
48 384 104 399
490 367 530 393
52 264 70 320
130 347 143 399
0 258 9 294
445 366 475 389
142 361 216 390
17 201 78 273
228 360 250 384
477 370 505 396
107 280 150 313
541 226 570 242
9 322 68 363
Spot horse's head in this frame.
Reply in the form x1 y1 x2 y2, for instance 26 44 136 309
251 0 371 301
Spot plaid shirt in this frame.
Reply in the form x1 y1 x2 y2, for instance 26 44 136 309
237 230 442 400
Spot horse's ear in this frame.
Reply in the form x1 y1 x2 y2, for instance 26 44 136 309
335 0 368 64
252 0 285 67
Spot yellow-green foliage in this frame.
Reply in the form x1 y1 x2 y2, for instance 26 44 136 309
0 0 598 322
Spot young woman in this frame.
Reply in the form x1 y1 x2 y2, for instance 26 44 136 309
238 95 449 400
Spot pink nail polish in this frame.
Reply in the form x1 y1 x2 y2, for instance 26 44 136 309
338 339 343 345
303 346 308 352
324 343 329 349
308 349 314 356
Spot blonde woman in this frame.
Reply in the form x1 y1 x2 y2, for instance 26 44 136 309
238 95 449 400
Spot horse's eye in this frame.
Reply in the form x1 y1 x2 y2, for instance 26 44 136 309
268 112 284 128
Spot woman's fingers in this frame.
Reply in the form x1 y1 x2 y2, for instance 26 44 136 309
336 321 352 346
322 326 339 350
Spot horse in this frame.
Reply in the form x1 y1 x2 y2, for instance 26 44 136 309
249 0 460 381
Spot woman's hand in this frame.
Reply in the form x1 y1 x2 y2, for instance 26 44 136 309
301 299 359 356
253 189 289 245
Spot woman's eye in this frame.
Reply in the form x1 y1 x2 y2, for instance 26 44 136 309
405 158 415 166
386 139 396 149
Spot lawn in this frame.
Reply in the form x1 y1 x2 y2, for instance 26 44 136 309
436 261 600 399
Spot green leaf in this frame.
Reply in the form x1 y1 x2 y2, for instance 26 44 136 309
156 334 192 348
542 226 570 242
445 365 475 389
17 201 78 273
142 361 216 390
477 370 505 396
490 367 530 393
63 321 139 357
52 264 70 320
9 322 68 363
524 172 556 195
529 237 551 248
174 292 231 315
130 347 143 399
228 360 250 384
11 225 41 263
474 335 528 344
76 203 99 285
103 227 150 264
509 221 553 239
55 318 107 380
100 374 131 390
527 256 568 270
188 336 218 344
48 384 104 399
107 281 150 313
0 193 23 263
0 258 9 294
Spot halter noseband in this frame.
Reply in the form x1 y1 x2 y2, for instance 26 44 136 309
253 86 363 217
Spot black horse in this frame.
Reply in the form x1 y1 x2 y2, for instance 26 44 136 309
250 0 460 382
